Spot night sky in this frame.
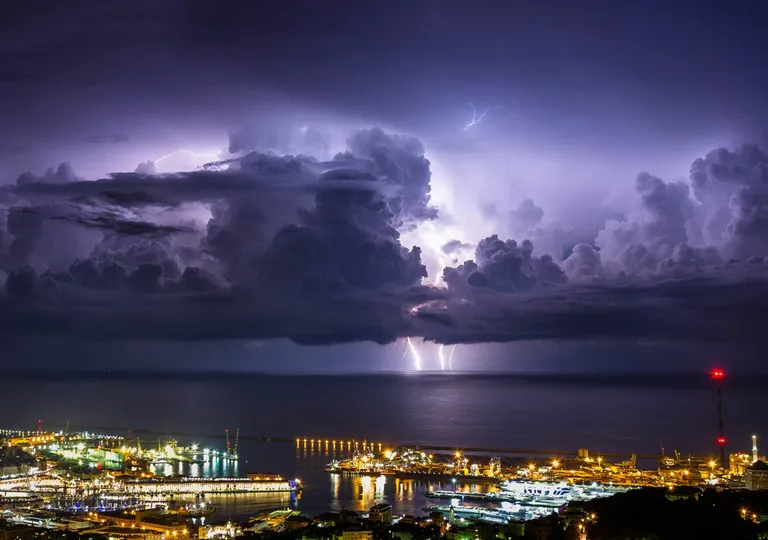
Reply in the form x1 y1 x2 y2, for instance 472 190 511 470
2 0 768 372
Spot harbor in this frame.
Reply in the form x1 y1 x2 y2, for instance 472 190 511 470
0 426 302 521
2 421 767 537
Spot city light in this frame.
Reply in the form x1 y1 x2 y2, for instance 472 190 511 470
710 368 726 381
2 426 763 532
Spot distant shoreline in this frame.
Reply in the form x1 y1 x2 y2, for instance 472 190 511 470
1 369 766 388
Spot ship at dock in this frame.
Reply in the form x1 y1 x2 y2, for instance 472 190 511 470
424 480 631 507
326 447 502 483
423 504 554 524
0 473 301 496
122 475 301 495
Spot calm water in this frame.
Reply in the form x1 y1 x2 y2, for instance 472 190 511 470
0 372 763 517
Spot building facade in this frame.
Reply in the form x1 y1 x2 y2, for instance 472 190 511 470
333 531 373 540
368 503 392 524
745 460 768 490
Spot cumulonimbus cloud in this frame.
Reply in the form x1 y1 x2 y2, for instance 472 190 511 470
2 131 768 347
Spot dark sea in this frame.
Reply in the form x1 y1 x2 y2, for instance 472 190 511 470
0 372 763 519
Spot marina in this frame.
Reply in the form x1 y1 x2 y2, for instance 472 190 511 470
424 480 631 511
422 504 556 525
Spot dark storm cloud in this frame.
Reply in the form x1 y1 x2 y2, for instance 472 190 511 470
689 145 768 258
86 134 130 144
16 206 191 237
97 190 166 208
0 128 438 344
8 155 399 210
10 168 311 210
427 142 768 344
4 136 768 348
0 279 440 345
0 0 768 368
441 240 472 255
592 172 696 275
258 180 427 291
443 235 566 292
15 162 79 186
338 128 437 227
3 267 768 347
413 274 768 345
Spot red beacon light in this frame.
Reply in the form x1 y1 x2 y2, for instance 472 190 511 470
710 368 726 381
717 436 727 445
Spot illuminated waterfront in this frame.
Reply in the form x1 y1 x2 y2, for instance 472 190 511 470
1 372 766 519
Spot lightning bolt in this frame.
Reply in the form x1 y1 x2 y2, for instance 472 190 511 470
406 337 423 371
448 344 458 370
464 102 492 131
153 149 221 165
438 344 445 371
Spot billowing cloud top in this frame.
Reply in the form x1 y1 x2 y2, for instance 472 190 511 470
2 129 768 347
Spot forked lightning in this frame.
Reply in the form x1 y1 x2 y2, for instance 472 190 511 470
464 102 493 131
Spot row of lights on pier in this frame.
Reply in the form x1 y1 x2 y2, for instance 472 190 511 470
296 438 383 452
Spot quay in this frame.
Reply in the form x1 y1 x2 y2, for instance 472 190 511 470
413 444 661 460
123 476 300 495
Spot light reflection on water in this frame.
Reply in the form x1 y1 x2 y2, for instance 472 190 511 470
169 492 299 520
148 457 239 478
321 473 496 516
